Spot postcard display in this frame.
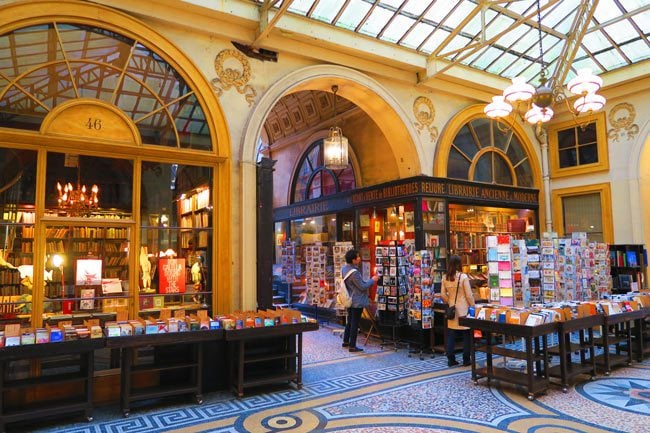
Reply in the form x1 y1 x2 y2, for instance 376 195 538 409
304 244 332 307
487 233 611 307
375 242 408 323
333 241 354 297
407 250 434 329
280 240 296 284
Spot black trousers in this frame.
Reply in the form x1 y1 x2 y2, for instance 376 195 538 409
446 327 471 361
343 307 364 348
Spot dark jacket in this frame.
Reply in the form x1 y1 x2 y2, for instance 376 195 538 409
342 264 374 308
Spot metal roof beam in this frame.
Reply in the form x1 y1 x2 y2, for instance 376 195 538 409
252 0 294 48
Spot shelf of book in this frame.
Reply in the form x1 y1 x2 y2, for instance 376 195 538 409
609 244 646 293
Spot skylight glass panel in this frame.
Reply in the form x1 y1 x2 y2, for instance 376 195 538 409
288 0 316 15
470 46 501 69
543 1 577 28
594 48 627 70
445 2 477 28
379 0 403 8
504 0 535 16
486 14 518 44
423 0 458 23
618 39 650 63
504 58 534 79
632 10 650 33
402 0 429 16
445 34 472 60
488 21 531 48
311 0 346 23
463 46 485 65
508 26 538 54
580 29 611 53
420 28 451 54
336 0 372 30
380 15 415 43
401 22 434 49
546 6 576 34
572 57 604 75
593 0 622 23
487 51 519 75
358 6 393 37
603 20 641 44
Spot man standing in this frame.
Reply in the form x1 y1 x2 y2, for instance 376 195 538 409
342 249 379 353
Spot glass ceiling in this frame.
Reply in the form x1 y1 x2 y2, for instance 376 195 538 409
253 0 650 85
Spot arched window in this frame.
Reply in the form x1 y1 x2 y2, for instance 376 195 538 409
0 23 212 150
291 139 355 203
447 118 533 187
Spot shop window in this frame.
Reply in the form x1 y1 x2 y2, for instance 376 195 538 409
0 23 212 150
0 147 37 329
291 139 355 203
447 117 533 187
45 153 133 219
552 183 613 243
140 162 212 316
548 112 608 178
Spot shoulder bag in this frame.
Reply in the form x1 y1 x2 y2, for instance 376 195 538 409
445 274 461 320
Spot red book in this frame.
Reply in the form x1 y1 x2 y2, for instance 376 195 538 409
158 258 186 293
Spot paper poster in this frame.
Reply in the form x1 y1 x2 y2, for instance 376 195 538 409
75 259 102 286
158 258 186 293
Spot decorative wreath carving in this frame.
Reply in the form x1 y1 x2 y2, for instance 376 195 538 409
607 102 639 142
211 49 257 107
413 96 438 142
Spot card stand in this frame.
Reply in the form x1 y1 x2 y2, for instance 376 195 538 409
593 312 637 375
547 315 599 392
460 317 555 401
0 339 103 432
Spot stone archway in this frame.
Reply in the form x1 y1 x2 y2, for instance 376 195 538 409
238 64 422 309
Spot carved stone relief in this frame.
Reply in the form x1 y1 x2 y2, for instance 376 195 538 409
413 96 438 143
211 49 257 107
607 102 639 142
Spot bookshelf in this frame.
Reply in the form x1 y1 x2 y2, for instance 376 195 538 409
609 244 646 293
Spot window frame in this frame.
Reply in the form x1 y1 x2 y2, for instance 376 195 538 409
551 182 613 243
548 112 609 178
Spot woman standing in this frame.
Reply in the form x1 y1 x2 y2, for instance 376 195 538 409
441 255 475 367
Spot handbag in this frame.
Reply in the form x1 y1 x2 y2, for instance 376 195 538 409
445 274 461 320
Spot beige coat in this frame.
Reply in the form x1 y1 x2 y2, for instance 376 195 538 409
441 272 475 330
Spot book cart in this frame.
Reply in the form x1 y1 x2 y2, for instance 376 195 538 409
593 310 637 375
225 322 318 398
0 338 103 432
547 314 598 392
105 329 223 417
459 317 555 401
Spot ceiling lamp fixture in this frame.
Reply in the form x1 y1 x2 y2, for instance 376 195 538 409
484 0 605 125
56 156 99 216
323 85 349 170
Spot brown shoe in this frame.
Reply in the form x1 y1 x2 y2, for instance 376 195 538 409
349 347 364 353
342 342 349 348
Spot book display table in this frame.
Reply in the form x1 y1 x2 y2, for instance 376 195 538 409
548 315 599 392
0 339 103 432
593 311 637 375
106 330 223 417
631 307 650 362
459 318 556 401
225 322 318 398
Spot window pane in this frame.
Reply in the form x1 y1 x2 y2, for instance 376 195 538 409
453 125 479 159
562 193 603 241
448 148 470 179
579 144 598 164
559 148 577 168
46 153 133 218
493 153 513 185
557 128 576 150
514 160 534 187
474 153 493 183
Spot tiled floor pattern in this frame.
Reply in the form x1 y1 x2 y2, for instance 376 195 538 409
13 325 650 432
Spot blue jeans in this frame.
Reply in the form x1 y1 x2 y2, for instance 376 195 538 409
446 328 471 361
343 307 363 348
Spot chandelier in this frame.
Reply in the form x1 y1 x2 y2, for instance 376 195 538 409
323 85 349 170
56 162 99 215
484 0 605 125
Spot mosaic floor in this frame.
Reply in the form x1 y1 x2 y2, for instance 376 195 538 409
16 325 650 433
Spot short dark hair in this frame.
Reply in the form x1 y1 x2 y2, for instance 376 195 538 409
345 249 359 264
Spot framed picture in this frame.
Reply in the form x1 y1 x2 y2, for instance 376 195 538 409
79 288 95 310
361 229 369 243
75 259 102 286
405 211 414 232
158 258 186 293
374 220 380 232
360 214 370 227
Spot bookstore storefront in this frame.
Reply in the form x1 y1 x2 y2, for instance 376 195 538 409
0 3 231 333
273 176 539 315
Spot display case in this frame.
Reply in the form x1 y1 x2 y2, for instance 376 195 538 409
375 241 408 324
609 244 646 293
